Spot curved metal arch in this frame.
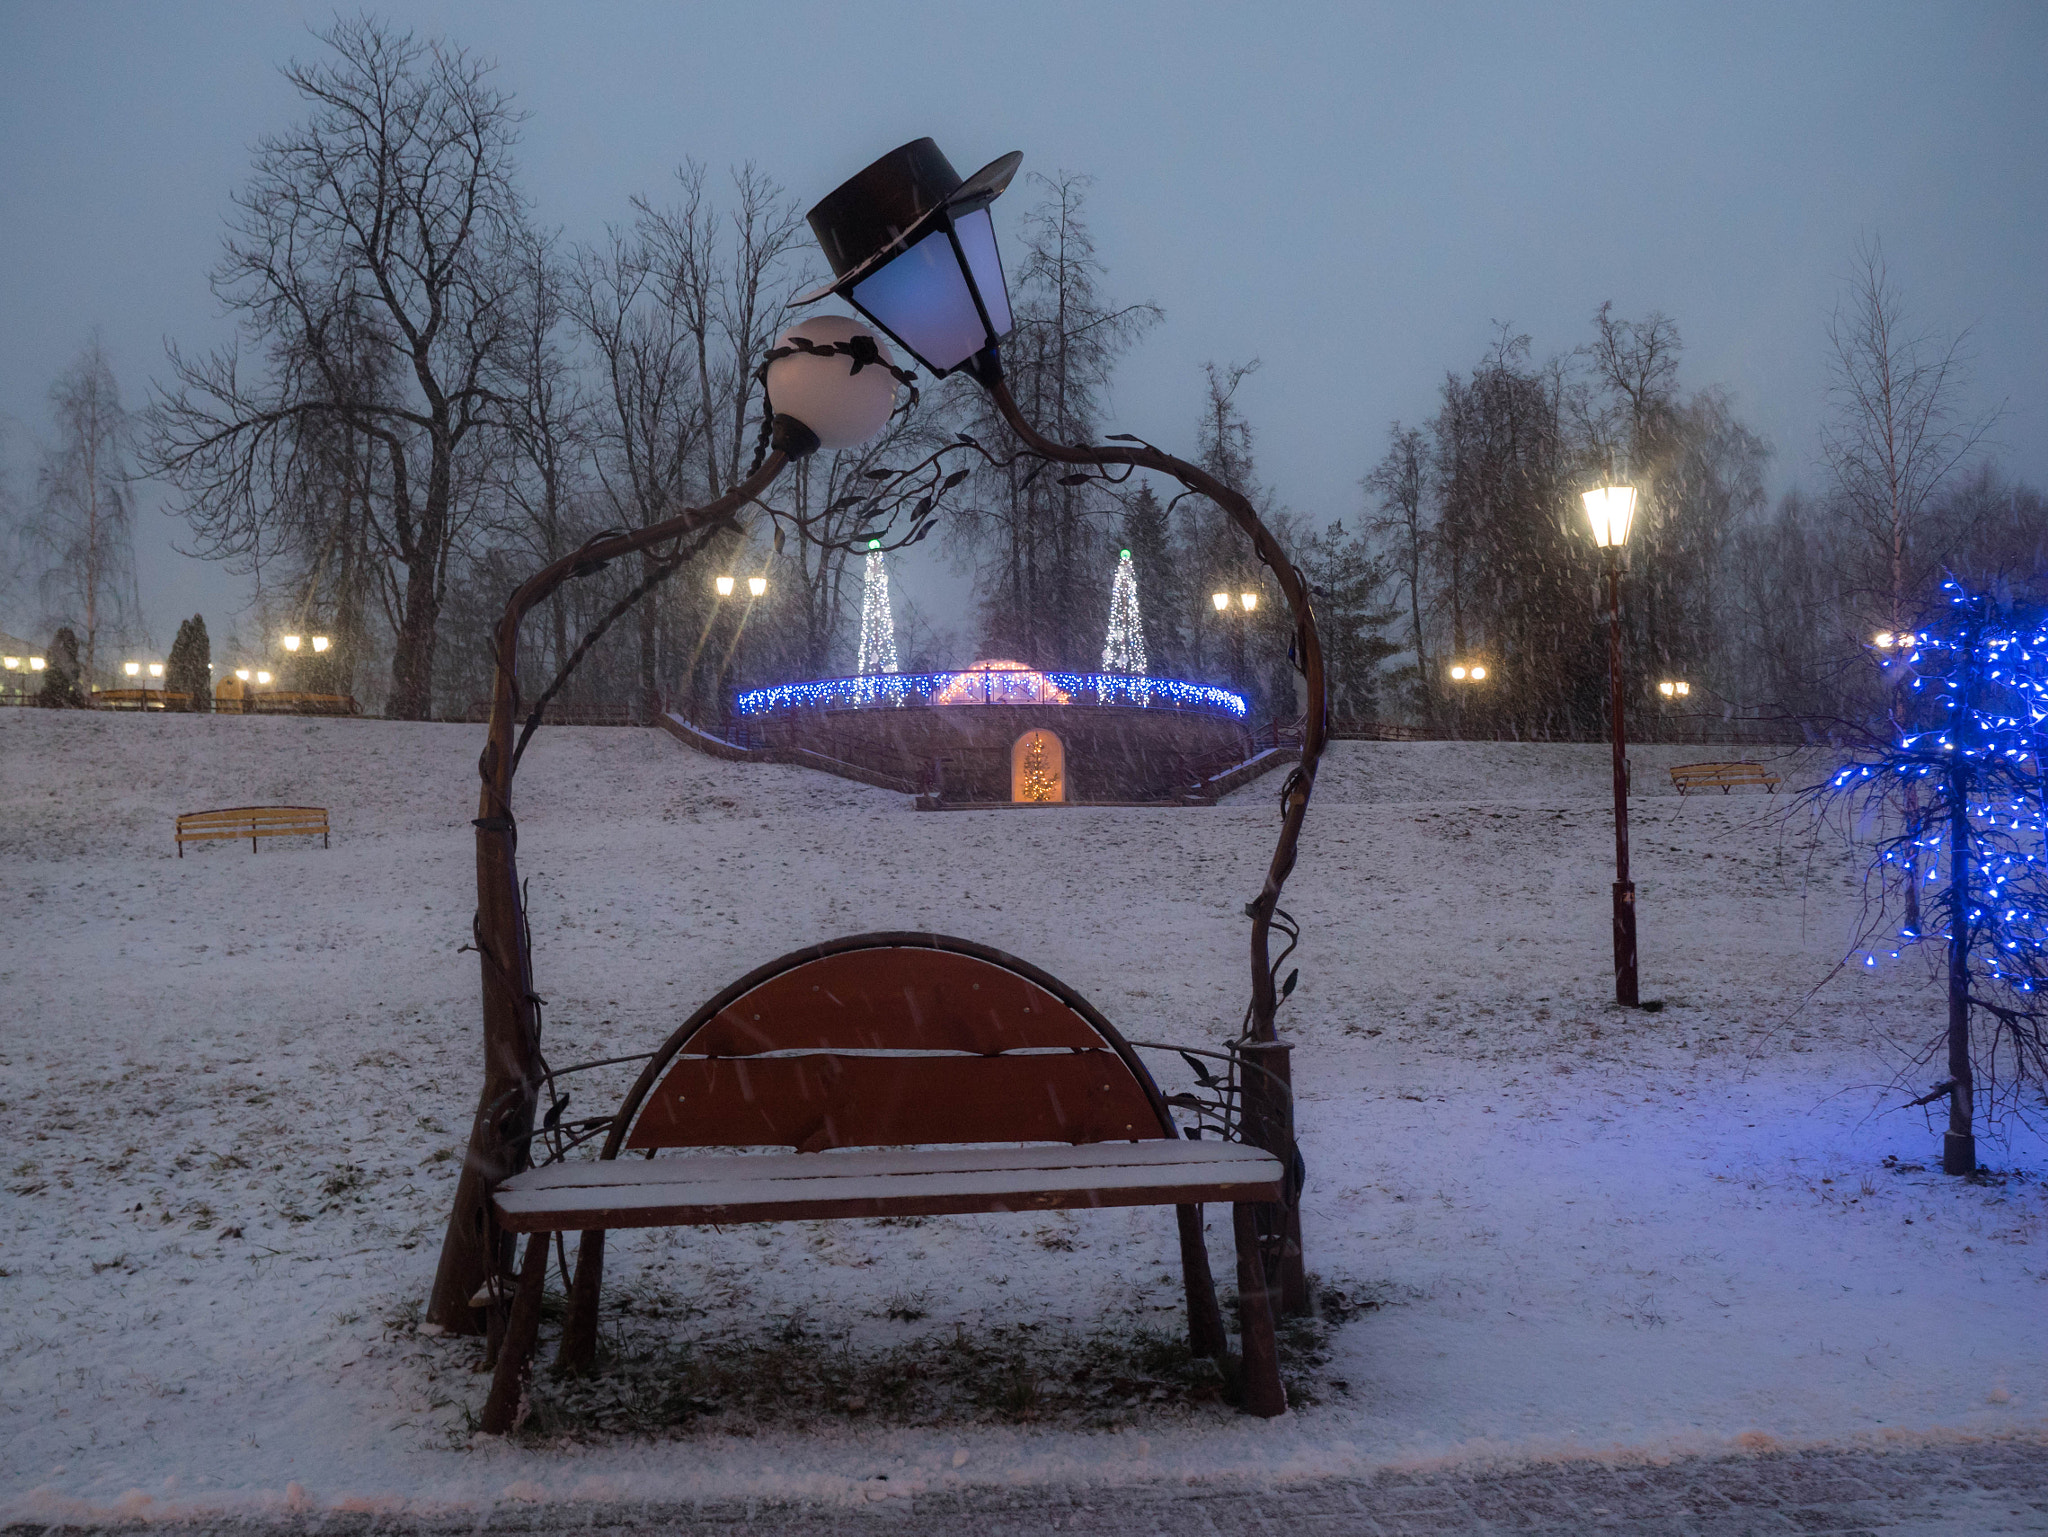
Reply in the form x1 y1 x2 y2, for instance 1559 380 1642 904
599 930 1182 1160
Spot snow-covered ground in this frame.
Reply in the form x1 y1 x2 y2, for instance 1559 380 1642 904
2 708 2043 1522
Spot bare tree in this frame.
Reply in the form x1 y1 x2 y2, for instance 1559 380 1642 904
31 341 141 684
1823 236 1996 635
954 173 1159 668
146 17 529 718
1364 423 1432 716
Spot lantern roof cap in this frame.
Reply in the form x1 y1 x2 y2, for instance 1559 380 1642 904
794 138 1022 305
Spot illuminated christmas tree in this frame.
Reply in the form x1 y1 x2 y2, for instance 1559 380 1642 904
1019 732 1060 802
1820 580 2048 1174
856 540 899 676
1100 548 1146 703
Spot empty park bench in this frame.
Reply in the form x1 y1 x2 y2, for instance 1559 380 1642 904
175 805 330 856
480 933 1288 1430
246 691 362 716
1669 761 1781 795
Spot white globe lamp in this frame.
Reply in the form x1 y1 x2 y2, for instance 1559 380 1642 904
764 316 901 455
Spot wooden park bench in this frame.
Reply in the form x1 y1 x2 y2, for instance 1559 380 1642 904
175 805 330 856
246 691 362 717
94 688 191 711
481 933 1287 1429
1669 761 1781 795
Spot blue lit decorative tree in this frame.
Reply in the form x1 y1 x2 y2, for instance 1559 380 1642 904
1819 580 2048 1174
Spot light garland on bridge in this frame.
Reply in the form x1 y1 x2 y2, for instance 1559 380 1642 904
736 670 1246 718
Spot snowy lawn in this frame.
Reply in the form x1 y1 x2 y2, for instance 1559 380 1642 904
2 708 2043 1520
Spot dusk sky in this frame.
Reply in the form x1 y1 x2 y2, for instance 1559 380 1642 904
2 1 2042 653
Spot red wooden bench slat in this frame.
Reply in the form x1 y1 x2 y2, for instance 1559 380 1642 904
685 945 1103 1056
625 1049 1164 1152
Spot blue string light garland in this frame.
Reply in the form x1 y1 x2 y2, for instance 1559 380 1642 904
736 670 1247 719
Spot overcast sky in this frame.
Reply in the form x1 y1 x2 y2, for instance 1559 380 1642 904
2 1 2042 656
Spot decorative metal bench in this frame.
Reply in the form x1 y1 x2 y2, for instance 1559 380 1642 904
1669 761 1780 795
480 934 1287 1428
175 805 330 856
428 138 1333 1435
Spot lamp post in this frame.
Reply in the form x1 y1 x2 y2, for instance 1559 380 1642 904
455 139 1328 1425
1584 483 1640 1007
785 139 1331 1411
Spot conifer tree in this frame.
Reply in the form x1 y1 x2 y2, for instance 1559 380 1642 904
165 614 212 712
37 627 86 707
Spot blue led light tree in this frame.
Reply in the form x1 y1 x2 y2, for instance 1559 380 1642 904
1818 581 2048 1175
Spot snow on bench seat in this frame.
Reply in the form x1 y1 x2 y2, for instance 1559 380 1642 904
492 1140 1284 1231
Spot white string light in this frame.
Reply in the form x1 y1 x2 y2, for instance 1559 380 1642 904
856 540 900 677
1101 548 1147 678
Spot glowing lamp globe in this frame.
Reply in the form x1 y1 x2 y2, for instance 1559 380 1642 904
794 138 1022 380
715 576 735 597
234 669 251 682
1470 665 1487 681
1450 665 1468 680
311 636 330 653
748 576 768 598
282 634 302 652
1582 485 1637 548
255 670 272 685
123 661 141 677
2 656 17 670
29 656 44 671
1212 592 1230 612
764 316 901 454
1239 592 1258 613
148 663 164 678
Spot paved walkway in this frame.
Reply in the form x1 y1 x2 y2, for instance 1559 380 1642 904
9 1439 2045 1535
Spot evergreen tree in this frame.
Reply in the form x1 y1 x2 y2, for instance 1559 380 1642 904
1120 484 1179 675
37 626 86 707
165 614 212 712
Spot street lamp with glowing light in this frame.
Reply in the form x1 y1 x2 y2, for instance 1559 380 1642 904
282 635 302 652
255 670 273 685
311 636 331 653
1239 592 1258 613
124 661 141 677
1582 480 1641 1006
1657 679 1691 699
2 656 17 670
793 139 1022 384
148 663 165 679
234 669 251 682
715 576 736 597
748 576 768 598
29 656 44 671
1212 591 1230 612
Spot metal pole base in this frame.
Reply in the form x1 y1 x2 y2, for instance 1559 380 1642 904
1944 1131 1978 1176
1612 880 1639 1007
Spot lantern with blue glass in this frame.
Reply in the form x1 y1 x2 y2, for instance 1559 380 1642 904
793 139 1022 386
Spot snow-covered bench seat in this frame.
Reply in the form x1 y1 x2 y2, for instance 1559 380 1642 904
1669 761 1780 794
478 933 1292 1429
492 1140 1282 1230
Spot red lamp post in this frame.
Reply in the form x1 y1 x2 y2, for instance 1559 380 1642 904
1584 483 1640 1007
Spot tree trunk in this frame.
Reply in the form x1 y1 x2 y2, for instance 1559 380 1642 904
1944 753 1976 1175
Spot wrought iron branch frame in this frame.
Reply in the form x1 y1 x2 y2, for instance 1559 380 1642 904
427 359 1331 1333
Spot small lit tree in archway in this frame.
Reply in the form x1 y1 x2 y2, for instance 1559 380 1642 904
1816 580 2048 1175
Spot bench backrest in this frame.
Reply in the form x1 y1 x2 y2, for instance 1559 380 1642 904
178 805 329 830
612 933 1175 1155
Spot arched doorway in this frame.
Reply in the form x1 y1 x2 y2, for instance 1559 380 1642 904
1011 728 1065 803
